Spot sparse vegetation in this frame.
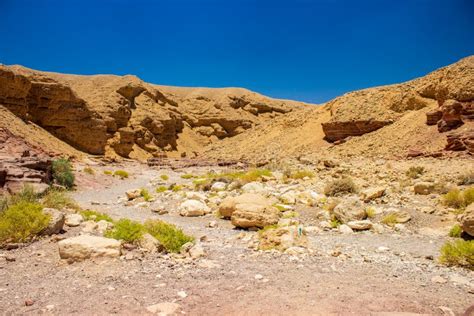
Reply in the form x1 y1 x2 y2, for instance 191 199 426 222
458 171 474 185
103 170 113 175
8 185 38 206
105 219 144 243
144 220 194 253
381 213 398 226
288 170 315 179
80 210 113 222
439 239 474 270
282 211 299 218
42 189 80 211
140 188 152 201
330 218 342 228
114 170 129 179
448 224 462 238
83 167 95 175
273 204 288 212
52 158 75 189
324 177 357 196
160 174 169 181
171 185 183 192
405 166 425 179
366 207 376 218
156 186 168 193
442 187 474 209
258 224 279 236
205 168 272 184
181 174 194 179
0 201 50 244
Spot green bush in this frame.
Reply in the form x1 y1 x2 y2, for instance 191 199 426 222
140 188 152 201
443 187 474 209
114 170 129 179
80 210 113 222
105 219 144 243
0 201 50 244
464 187 474 206
171 185 182 192
42 189 80 211
324 177 357 196
144 220 194 253
330 218 341 228
206 169 272 184
439 239 474 270
52 158 75 189
160 174 169 181
156 186 168 193
448 224 462 238
405 166 425 179
103 170 113 175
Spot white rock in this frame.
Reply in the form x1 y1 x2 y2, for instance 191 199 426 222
376 246 390 253
211 182 227 192
347 220 373 231
189 243 205 259
339 224 353 234
179 200 210 217
184 191 207 202
146 302 181 315
241 182 265 193
177 291 187 298
65 214 83 227
280 191 297 204
58 235 121 261
254 274 264 280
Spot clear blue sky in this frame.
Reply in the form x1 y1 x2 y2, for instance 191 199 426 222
1 0 473 103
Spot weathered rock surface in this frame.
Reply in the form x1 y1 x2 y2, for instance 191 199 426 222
333 198 367 223
461 204 474 236
258 226 307 251
414 182 435 195
58 235 121 261
219 193 271 219
231 203 280 229
347 220 373 231
41 208 65 235
179 200 210 217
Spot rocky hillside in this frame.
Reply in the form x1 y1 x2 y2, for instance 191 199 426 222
0 65 313 161
0 56 473 164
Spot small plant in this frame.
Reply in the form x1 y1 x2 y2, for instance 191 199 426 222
458 171 474 185
0 201 50 244
160 174 169 181
258 224 279 236
103 170 113 175
80 210 113 222
52 158 75 189
83 167 95 175
366 207 376 218
140 188 152 201
240 169 272 183
42 189 80 211
282 211 299 219
193 178 211 190
8 184 38 206
272 204 288 212
448 224 462 238
464 187 474 206
324 177 357 196
289 170 315 179
439 239 474 270
144 220 194 253
105 219 144 243
442 187 474 209
381 213 398 226
330 218 341 228
180 174 194 179
171 185 182 192
114 170 129 179
156 186 168 193
405 166 425 179
0 196 8 212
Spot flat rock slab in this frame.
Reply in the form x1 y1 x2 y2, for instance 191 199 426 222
58 235 121 261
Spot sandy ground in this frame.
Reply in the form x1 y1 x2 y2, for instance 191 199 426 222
0 161 473 315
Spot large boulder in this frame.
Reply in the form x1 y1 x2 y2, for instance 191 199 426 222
332 198 367 223
461 204 474 236
361 187 385 202
179 200 210 217
241 182 265 193
219 193 271 219
41 208 65 235
231 205 280 229
65 213 83 227
414 182 435 195
58 235 121 261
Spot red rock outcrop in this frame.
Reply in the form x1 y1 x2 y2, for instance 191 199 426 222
321 120 393 142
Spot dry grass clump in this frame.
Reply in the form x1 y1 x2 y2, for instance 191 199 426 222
324 177 357 196
140 188 152 201
442 187 474 209
405 166 425 179
156 186 167 193
206 168 272 184
83 167 95 175
103 170 113 175
114 170 129 179
42 189 80 211
448 224 462 238
160 174 169 181
458 171 474 185
80 210 113 222
144 220 194 253
288 170 315 180
439 239 474 270
381 213 398 226
181 174 195 179
365 207 376 218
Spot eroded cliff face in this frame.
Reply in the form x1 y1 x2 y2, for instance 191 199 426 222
321 56 474 147
0 65 309 160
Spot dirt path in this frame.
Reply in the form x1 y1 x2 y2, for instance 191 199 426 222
1 163 473 315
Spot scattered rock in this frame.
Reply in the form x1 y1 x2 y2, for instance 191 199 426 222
431 276 447 284
58 235 121 262
347 220 372 231
339 224 354 234
219 193 272 219
179 200 210 217
211 181 227 192
460 204 474 236
241 182 265 193
361 187 385 202
386 209 412 223
258 225 307 251
188 243 205 259
126 189 141 200
414 182 435 195
41 208 65 235
65 214 83 227
333 198 367 223
146 302 181 315
139 233 163 253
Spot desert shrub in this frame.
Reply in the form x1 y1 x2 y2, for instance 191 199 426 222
439 239 474 270
171 185 182 192
144 219 194 253
289 170 315 179
0 201 50 244
181 174 194 179
448 224 462 238
140 188 152 201
458 171 474 185
443 187 474 209
240 169 272 183
103 170 113 175
324 177 357 196
83 167 95 175
160 174 169 181
282 211 299 219
405 166 425 179
42 189 80 211
366 207 376 218
114 170 129 179
9 184 38 206
0 196 8 212
80 210 113 222
156 186 168 193
381 213 398 226
193 178 211 190
105 219 144 243
330 218 341 228
52 158 75 189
